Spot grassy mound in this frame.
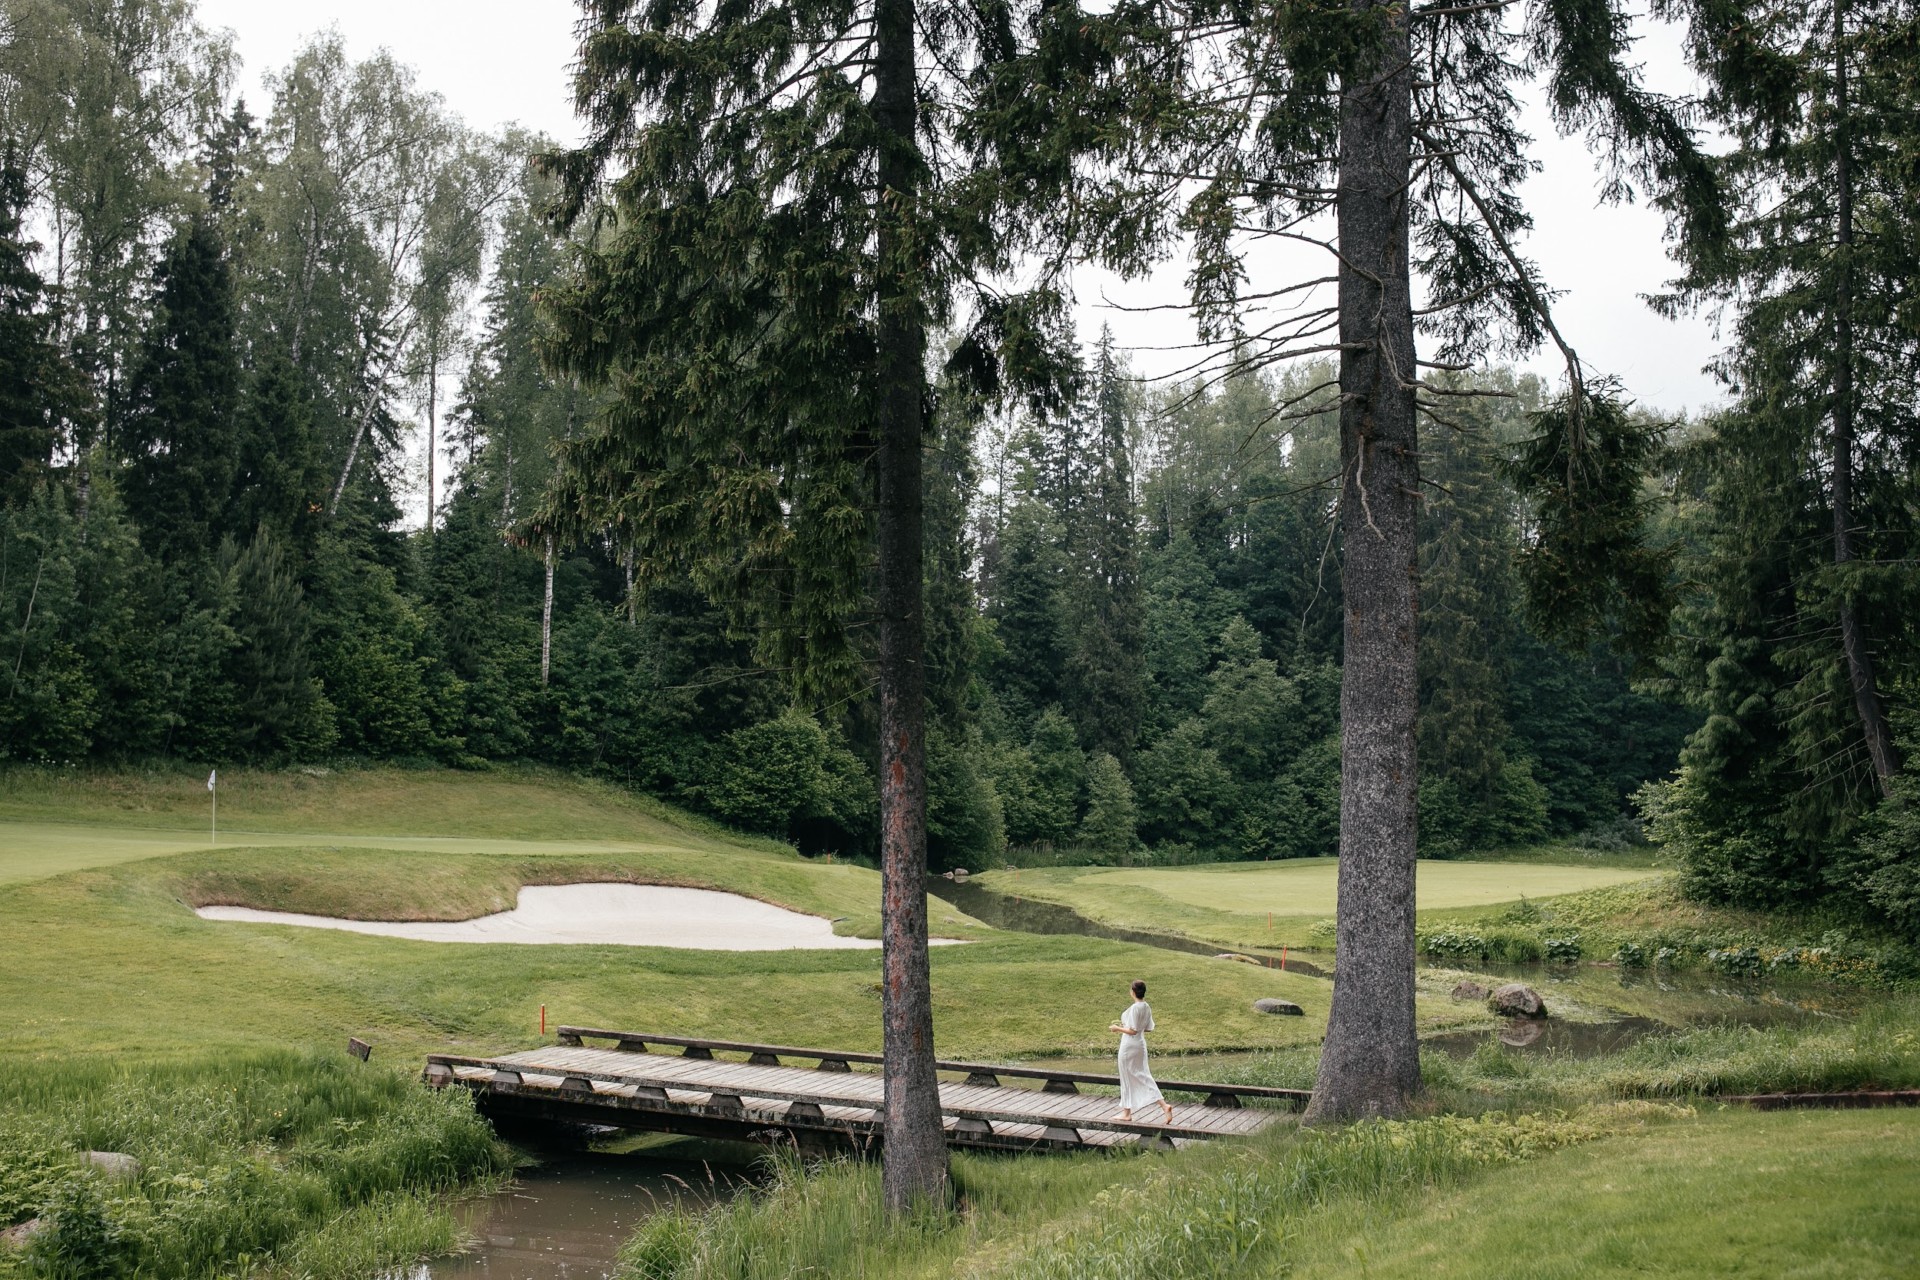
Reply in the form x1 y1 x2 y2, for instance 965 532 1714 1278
0 763 746 844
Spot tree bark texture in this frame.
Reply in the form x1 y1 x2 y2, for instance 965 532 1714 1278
541 534 555 688
1830 0 1900 792
1303 0 1423 1124
873 0 949 1212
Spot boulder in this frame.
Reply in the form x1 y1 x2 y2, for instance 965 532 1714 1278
1450 981 1490 1002
1 1219 43 1250
1252 998 1305 1016
1215 953 1263 965
86 1151 141 1181
1487 984 1547 1019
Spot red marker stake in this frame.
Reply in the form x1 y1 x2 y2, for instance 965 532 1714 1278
540 1004 546 1035
1281 947 1288 970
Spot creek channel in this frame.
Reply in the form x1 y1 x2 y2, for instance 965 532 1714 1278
406 1146 747 1280
408 876 1849 1277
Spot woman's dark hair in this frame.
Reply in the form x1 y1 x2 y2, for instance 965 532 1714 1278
1131 980 1147 999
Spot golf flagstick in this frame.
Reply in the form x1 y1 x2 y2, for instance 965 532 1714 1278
208 768 217 845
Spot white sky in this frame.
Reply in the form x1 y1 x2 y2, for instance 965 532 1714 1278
198 0 1726 519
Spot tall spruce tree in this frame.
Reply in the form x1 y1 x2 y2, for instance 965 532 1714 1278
0 154 90 501
123 215 240 565
987 0 1722 1118
1064 329 1146 761
538 0 1071 1208
1662 0 1918 802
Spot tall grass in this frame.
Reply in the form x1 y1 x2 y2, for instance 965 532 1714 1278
0 1051 511 1279
613 997 1920 1280
614 1110 1648 1280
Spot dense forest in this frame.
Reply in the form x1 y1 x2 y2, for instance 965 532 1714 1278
0 0 1913 939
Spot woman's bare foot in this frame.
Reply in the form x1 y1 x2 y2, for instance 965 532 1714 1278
1112 1110 1132 1122
1160 1102 1175 1124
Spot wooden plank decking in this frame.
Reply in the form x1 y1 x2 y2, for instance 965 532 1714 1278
426 1030 1296 1154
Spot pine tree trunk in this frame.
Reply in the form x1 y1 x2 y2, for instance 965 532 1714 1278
873 0 948 1212
624 543 637 626
1830 0 1899 792
1303 0 1423 1124
541 534 555 688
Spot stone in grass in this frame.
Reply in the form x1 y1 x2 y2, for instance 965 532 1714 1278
1252 998 1305 1016
86 1151 141 1181
1 1219 43 1250
1451 980 1490 1002
1215 953 1263 965
1487 984 1547 1019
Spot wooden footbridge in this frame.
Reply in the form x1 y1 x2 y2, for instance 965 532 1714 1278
424 1025 1307 1154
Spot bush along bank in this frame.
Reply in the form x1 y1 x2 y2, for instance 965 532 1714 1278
1416 880 1920 988
0 1052 513 1279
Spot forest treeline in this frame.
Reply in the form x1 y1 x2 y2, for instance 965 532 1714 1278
0 1 1913 937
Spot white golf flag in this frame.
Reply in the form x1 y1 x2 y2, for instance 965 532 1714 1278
207 769 216 792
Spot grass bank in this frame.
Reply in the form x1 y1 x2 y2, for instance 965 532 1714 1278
611 1000 1920 1278
1425 878 1920 985
0 1052 512 1280
1283 1108 1920 1278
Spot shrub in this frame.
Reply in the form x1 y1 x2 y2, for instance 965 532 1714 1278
1419 929 1488 960
1485 929 1546 964
1543 935 1583 964
1704 945 1763 978
23 1179 128 1279
1614 940 1648 968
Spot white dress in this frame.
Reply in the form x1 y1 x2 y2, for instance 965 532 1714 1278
1117 999 1164 1111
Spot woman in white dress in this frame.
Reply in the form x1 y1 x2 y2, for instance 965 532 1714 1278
1109 979 1174 1124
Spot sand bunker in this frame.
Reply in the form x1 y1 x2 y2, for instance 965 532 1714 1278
194 883 913 950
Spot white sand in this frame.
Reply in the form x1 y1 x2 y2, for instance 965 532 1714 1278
193 883 910 950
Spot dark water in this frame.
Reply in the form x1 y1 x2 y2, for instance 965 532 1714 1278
409 1155 744 1280
928 877 1330 978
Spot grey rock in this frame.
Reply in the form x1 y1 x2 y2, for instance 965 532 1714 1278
1487 984 1548 1019
1450 981 1490 1002
1253 998 1305 1016
86 1151 141 1181
1 1218 44 1250
1215 953 1262 965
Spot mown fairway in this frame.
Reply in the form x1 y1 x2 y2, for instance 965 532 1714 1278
0 767 1500 1067
975 858 1659 951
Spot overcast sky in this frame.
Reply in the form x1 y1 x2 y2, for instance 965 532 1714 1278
198 0 1727 429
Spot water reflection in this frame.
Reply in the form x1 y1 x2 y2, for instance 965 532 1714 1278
408 1155 743 1280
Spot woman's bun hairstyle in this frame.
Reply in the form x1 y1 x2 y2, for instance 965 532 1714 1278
1131 980 1147 999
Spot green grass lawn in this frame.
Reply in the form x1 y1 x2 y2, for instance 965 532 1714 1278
1287 1107 1920 1278
0 768 1502 1068
975 858 1657 952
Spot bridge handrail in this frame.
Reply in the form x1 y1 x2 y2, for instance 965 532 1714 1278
423 1052 1265 1140
552 1025 1310 1106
